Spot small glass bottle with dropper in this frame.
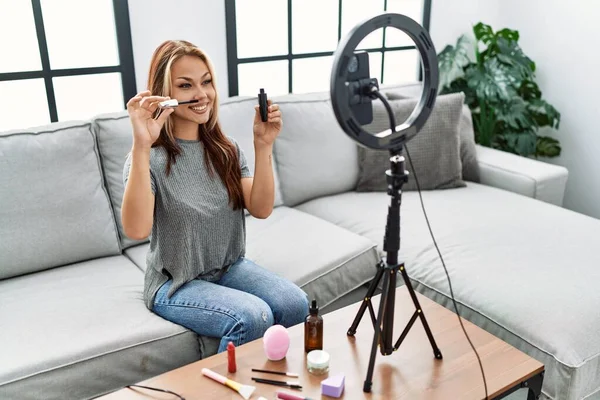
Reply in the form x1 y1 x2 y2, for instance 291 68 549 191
304 299 323 353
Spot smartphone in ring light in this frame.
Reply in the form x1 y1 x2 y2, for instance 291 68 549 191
346 51 374 125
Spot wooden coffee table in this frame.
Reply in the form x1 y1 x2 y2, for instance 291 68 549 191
99 286 544 399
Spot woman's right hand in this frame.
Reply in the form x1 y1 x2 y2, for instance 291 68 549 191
126 90 174 149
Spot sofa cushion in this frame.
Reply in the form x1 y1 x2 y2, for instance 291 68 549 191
218 96 284 208
0 122 121 279
124 242 148 271
271 92 361 207
296 184 600 400
92 111 147 250
384 85 480 184
0 256 201 400
245 206 379 308
358 92 466 191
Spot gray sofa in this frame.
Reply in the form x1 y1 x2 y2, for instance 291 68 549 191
1 83 599 400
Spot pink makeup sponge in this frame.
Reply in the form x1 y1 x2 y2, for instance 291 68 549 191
262 325 290 361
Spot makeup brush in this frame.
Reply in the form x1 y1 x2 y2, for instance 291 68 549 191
201 368 256 400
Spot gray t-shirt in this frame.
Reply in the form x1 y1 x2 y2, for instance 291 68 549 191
123 137 252 310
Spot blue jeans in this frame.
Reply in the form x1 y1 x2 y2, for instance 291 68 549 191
153 257 310 353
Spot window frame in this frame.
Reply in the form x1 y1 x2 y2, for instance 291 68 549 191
0 0 136 123
225 0 432 97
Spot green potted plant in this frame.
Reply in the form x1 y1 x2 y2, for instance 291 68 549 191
438 22 561 158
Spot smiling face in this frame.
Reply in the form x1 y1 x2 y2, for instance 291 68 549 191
169 55 216 127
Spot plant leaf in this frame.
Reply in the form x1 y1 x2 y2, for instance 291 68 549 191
465 58 519 101
536 135 561 157
528 98 561 129
438 35 473 90
496 28 519 42
496 97 533 130
519 79 541 100
496 37 536 78
501 131 537 157
473 22 495 45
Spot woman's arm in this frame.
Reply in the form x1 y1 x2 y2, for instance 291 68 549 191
242 100 282 219
121 91 172 239
122 145 155 239
243 145 275 219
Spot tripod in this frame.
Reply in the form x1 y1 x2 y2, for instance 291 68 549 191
347 144 443 393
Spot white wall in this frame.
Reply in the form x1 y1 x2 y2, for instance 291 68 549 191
496 1 600 219
127 0 229 99
429 0 502 53
431 0 600 220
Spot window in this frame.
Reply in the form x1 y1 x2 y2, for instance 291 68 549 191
225 0 431 97
0 0 136 131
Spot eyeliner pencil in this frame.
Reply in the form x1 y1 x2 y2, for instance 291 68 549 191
251 368 299 378
251 377 302 389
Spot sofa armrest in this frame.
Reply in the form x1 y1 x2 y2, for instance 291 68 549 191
476 144 569 206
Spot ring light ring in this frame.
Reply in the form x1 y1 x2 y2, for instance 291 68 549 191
330 13 438 150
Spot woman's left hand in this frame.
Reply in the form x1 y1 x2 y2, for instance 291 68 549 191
253 100 282 148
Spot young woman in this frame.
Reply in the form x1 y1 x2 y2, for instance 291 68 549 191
121 40 309 353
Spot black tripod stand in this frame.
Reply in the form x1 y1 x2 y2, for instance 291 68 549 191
347 144 443 393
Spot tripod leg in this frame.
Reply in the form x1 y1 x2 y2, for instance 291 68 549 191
348 261 385 336
381 268 397 356
364 266 390 393
399 264 443 359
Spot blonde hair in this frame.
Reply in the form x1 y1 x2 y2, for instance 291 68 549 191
147 40 244 210
148 40 220 141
